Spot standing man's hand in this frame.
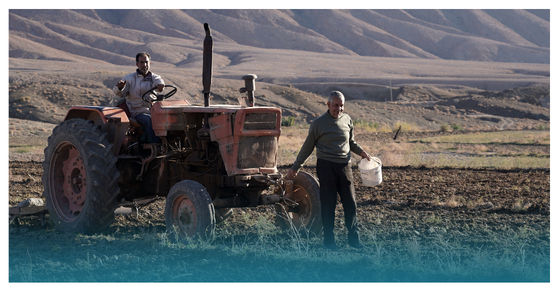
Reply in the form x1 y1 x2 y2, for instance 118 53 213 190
157 84 165 92
286 169 298 179
360 150 372 161
117 80 126 90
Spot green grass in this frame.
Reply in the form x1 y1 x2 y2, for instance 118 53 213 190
450 123 463 131
9 145 42 154
353 118 379 132
281 116 296 127
440 123 464 132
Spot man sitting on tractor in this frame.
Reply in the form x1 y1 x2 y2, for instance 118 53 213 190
113 52 164 143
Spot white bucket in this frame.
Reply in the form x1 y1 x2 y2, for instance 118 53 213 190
358 157 382 187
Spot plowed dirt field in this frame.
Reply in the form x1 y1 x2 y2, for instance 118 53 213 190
9 158 550 282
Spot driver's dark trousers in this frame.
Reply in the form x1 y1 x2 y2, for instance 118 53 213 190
135 113 161 143
316 158 360 245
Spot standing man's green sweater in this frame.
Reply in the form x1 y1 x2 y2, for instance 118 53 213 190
290 111 364 172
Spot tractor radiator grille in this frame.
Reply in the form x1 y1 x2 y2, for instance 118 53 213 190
238 136 277 169
243 113 277 130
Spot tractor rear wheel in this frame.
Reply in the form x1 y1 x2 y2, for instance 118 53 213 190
165 180 216 241
276 171 322 236
42 119 120 234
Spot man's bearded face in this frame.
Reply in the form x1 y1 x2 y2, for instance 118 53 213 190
137 55 150 75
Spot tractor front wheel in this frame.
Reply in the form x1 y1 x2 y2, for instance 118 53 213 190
276 171 322 236
165 180 216 241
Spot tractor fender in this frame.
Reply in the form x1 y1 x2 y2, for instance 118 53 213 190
64 106 130 156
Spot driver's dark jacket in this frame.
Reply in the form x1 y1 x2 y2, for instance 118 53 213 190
113 69 165 117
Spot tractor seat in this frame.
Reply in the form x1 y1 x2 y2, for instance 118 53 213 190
116 100 142 128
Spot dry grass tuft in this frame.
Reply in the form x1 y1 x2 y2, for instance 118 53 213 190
443 195 462 208
377 142 414 167
393 121 419 132
473 144 488 153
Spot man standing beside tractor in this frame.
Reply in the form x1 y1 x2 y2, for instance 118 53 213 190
287 90 372 251
113 52 164 143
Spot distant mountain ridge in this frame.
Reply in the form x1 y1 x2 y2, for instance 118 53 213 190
9 9 550 66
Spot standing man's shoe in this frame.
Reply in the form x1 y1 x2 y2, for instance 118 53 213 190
349 241 364 249
348 231 363 249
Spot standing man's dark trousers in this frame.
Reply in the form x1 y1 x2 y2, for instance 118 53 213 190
316 159 360 246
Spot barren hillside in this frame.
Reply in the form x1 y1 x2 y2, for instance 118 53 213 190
9 9 549 63
8 9 550 132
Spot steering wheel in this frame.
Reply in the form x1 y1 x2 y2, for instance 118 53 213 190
142 85 178 102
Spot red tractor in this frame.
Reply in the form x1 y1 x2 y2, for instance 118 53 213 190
42 23 322 240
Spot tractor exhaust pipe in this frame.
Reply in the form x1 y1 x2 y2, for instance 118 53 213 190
240 74 257 107
202 23 212 107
